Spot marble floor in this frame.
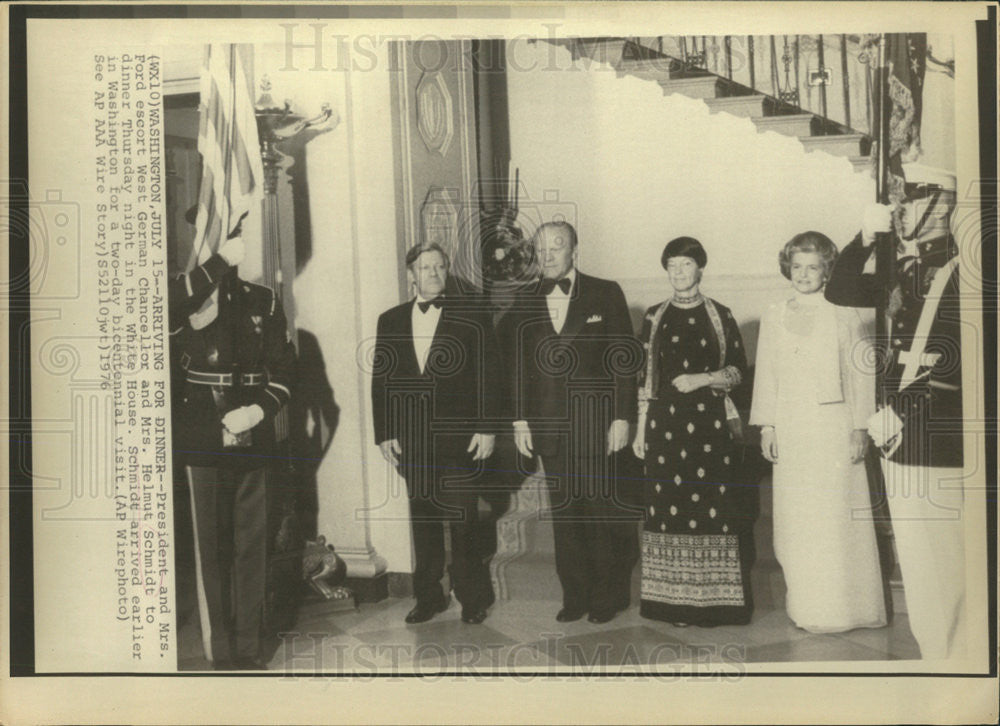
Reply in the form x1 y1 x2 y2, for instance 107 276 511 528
178 556 920 673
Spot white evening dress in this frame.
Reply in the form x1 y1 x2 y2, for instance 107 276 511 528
751 292 887 633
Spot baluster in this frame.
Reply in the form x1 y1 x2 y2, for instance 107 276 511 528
748 35 756 90
770 35 779 97
793 36 801 104
725 36 732 79
840 34 852 130
818 34 828 120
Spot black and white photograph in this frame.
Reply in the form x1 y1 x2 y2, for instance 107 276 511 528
3 2 997 724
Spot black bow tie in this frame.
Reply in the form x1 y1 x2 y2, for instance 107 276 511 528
417 298 443 314
540 277 571 296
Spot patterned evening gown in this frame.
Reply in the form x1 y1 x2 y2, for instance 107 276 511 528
638 300 755 626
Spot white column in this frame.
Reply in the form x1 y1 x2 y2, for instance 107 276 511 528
292 48 412 579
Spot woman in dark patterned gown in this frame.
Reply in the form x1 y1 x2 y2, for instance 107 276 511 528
632 237 754 626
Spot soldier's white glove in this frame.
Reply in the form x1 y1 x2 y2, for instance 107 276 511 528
861 203 893 246
219 236 246 267
867 406 903 455
222 404 264 435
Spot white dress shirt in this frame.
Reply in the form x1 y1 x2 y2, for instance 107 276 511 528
545 267 576 334
411 295 443 373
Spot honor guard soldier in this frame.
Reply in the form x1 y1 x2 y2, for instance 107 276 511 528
169 234 295 670
826 197 966 660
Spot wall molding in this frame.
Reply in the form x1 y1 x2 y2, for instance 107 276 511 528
415 71 455 156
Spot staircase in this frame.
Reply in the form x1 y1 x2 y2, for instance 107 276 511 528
556 37 873 173
490 471 561 602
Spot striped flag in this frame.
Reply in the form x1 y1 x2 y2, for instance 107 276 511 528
189 43 264 269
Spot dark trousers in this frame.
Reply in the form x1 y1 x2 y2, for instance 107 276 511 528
539 443 640 616
404 452 495 611
186 465 267 662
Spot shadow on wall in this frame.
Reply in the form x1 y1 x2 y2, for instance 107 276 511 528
277 129 328 277
288 328 340 540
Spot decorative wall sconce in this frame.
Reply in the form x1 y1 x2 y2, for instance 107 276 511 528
255 75 338 196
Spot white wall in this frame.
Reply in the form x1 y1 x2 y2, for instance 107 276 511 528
507 38 877 350
255 42 412 574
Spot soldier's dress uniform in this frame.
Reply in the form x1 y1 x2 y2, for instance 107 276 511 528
169 253 295 668
826 230 966 660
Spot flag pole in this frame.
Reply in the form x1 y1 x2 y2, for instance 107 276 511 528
868 34 899 623
224 44 244 407
874 34 894 408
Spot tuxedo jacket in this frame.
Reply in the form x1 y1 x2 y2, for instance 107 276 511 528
498 271 639 459
825 233 962 468
371 297 503 479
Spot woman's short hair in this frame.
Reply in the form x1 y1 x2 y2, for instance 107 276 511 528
405 242 450 270
661 236 707 269
779 231 838 280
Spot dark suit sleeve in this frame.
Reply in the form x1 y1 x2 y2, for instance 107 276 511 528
606 281 638 422
479 311 505 433
254 292 295 420
495 304 526 423
168 253 231 331
371 312 391 446
825 233 881 308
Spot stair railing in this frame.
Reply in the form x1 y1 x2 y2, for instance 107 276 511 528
627 35 871 137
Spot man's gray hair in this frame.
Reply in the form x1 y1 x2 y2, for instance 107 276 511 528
405 242 451 269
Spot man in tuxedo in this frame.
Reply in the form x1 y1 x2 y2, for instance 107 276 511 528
169 234 295 670
371 243 503 625
825 199 966 660
499 221 640 624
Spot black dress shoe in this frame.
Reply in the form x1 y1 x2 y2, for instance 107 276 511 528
556 607 586 623
587 610 616 624
461 607 488 624
405 596 450 624
234 656 267 670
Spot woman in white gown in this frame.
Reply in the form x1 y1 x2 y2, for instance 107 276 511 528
750 232 887 633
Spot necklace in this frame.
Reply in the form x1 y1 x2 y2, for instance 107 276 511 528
671 290 703 307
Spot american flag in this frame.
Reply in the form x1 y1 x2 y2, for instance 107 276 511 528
189 43 264 269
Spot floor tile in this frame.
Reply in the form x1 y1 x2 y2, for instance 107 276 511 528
744 633 897 663
832 614 920 660
523 626 697 668
179 540 924 671
347 619 521 665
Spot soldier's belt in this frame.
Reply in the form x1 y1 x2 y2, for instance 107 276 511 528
185 369 267 387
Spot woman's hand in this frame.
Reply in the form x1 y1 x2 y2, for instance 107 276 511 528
760 426 778 463
850 429 869 463
632 426 646 460
671 373 710 394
